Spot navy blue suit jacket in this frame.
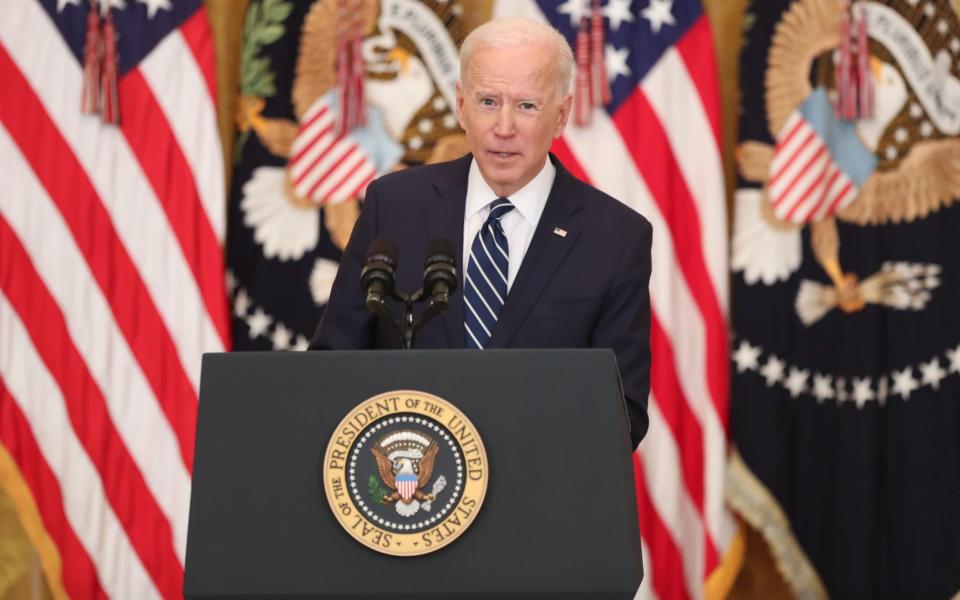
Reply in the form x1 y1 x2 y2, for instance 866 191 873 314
310 153 652 447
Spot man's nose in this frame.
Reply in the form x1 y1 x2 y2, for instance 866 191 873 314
493 106 516 136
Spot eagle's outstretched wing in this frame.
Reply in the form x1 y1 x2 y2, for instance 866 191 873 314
293 0 378 120
417 442 439 488
764 0 842 136
370 446 396 490
840 138 960 225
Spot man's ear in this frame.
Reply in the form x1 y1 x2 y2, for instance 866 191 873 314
555 92 573 138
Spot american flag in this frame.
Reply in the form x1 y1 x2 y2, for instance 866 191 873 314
0 0 227 598
495 1 735 598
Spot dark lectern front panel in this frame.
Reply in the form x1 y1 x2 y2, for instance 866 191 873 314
185 349 641 599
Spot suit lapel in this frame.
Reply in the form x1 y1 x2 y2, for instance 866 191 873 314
427 154 472 349
487 159 584 349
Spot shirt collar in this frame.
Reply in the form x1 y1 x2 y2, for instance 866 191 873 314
465 156 556 224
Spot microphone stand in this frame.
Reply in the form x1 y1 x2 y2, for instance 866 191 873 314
377 288 448 350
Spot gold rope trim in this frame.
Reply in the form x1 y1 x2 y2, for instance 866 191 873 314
0 444 68 600
726 448 829 600
704 522 746 600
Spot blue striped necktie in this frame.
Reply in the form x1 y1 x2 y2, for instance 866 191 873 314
464 197 514 348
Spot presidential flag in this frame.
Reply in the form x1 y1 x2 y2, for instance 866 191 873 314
0 0 227 598
730 0 960 597
494 1 736 598
227 0 456 352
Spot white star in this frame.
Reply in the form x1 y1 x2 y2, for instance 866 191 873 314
923 2 935 17
225 270 237 295
919 357 947 390
137 0 171 19
57 0 81 12
920 121 934 137
784 367 809 398
891 367 919 400
884 145 898 160
641 0 675 34
271 323 292 350
605 44 631 82
894 127 908 143
812 373 834 403
759 355 785 387
432 97 447 112
409 136 423 150
835 377 849 403
947 344 960 374
877 376 889 406
233 289 251 318
732 340 761 373
292 335 310 352
909 102 923 119
851 377 874 409
603 0 635 31
937 19 949 35
418 118 433 134
443 114 458 129
246 307 272 339
951 38 960 54
557 0 590 27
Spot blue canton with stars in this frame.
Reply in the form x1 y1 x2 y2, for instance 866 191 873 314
39 0 200 75
539 0 702 114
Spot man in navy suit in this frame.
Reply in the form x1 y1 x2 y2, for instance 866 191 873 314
311 17 652 448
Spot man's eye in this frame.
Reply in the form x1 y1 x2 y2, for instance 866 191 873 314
480 98 496 107
519 103 536 111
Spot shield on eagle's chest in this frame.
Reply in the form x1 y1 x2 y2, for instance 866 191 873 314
396 473 417 501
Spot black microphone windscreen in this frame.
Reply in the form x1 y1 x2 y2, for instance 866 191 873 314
425 238 456 266
366 238 398 267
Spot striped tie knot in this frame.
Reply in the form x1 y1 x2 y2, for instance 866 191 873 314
488 197 514 223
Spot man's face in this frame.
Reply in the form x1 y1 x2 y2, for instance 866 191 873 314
456 42 571 198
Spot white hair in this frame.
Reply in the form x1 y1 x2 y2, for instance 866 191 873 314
459 17 573 97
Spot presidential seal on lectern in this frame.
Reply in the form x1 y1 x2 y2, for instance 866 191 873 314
323 390 489 556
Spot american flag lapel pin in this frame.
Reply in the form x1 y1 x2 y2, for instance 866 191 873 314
553 227 568 238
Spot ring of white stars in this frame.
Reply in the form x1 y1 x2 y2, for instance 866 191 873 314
231 282 310 351
733 339 960 407
348 416 464 532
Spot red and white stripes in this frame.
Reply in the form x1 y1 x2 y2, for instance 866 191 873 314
0 0 227 596
769 113 857 223
289 97 378 204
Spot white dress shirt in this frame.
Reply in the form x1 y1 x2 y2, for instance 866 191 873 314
462 157 556 293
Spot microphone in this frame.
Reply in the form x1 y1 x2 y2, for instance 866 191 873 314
361 238 398 312
422 239 458 307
